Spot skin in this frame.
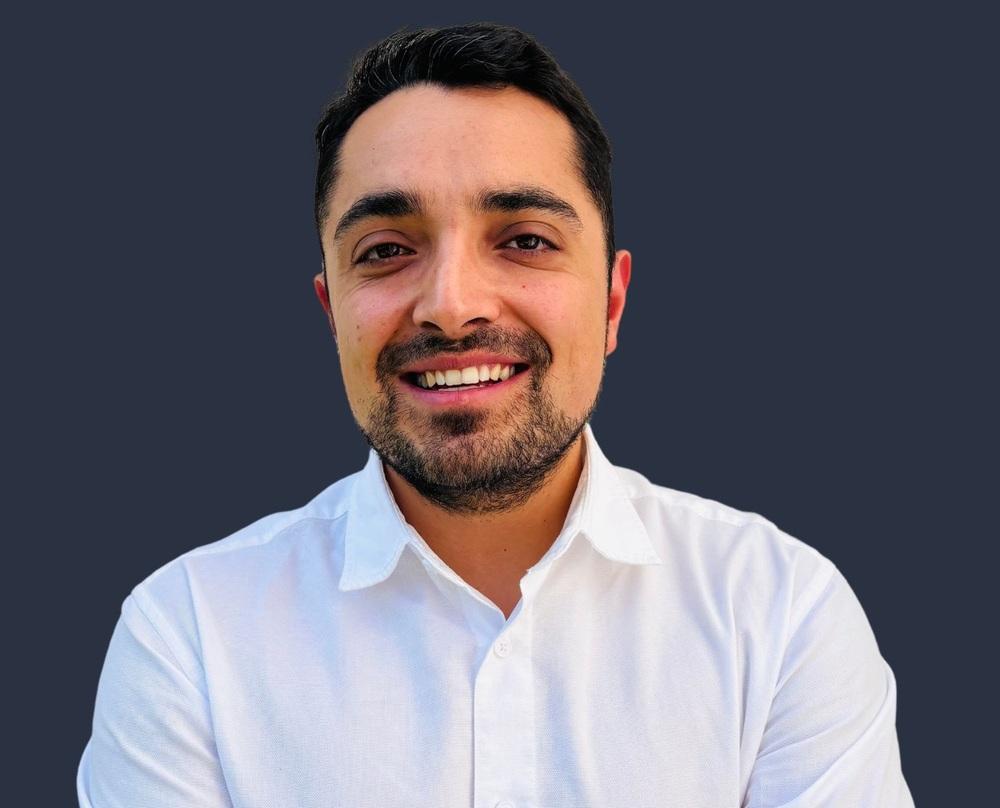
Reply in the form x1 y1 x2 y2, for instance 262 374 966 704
313 83 631 618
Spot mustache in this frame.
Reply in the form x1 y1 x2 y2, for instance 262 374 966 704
376 324 552 380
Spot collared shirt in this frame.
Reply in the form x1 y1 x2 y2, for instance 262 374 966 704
77 424 914 807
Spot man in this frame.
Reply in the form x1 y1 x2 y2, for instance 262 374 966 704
77 22 914 808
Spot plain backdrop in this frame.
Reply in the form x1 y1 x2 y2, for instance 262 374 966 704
6 2 994 805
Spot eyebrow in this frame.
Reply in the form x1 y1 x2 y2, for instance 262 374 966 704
332 184 584 245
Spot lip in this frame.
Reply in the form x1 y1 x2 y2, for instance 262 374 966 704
399 364 530 406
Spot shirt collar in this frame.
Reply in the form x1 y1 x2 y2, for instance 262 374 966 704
337 423 662 592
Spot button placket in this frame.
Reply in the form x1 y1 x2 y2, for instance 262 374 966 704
473 605 537 808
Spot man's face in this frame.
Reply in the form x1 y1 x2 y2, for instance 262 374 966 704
314 83 630 513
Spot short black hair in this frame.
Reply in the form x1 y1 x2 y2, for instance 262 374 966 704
313 22 616 288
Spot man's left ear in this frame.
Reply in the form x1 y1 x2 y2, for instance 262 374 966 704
605 249 632 357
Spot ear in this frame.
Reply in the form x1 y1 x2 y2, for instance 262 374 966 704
605 249 631 357
313 267 337 342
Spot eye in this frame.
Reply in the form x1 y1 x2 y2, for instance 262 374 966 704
353 233 558 266
502 233 558 255
353 242 415 266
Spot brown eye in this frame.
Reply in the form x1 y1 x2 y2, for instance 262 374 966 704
503 233 557 253
355 243 413 265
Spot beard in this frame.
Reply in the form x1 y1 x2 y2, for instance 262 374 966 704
356 324 604 515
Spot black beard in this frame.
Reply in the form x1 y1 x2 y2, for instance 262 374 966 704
356 325 603 515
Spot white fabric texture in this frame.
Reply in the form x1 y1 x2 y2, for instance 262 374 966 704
78 423 914 807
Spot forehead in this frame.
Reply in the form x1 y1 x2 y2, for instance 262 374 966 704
327 83 592 229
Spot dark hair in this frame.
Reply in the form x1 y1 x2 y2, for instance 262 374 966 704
313 22 616 288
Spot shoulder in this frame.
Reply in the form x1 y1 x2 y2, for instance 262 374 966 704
142 471 355 582
120 471 361 668
613 463 837 614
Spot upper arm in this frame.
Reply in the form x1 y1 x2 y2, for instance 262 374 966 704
77 595 233 807
742 565 915 808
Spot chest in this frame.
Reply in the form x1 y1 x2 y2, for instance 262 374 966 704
201 590 748 808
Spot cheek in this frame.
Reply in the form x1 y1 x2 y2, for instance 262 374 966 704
334 289 405 384
520 280 606 399
562 325 607 402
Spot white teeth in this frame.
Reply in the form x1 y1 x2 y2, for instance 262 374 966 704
414 363 518 388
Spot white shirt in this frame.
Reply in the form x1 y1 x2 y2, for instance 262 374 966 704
77 423 914 807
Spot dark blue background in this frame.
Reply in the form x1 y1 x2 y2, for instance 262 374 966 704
10 2 992 804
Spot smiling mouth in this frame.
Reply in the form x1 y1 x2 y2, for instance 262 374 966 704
401 363 530 391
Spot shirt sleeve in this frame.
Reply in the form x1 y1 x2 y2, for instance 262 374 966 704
77 594 234 807
742 563 916 808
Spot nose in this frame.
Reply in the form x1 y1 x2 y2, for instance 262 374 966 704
411 241 502 338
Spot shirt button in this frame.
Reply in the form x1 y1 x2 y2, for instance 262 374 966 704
493 637 511 658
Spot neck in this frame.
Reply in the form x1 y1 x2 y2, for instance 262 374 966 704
383 433 586 618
